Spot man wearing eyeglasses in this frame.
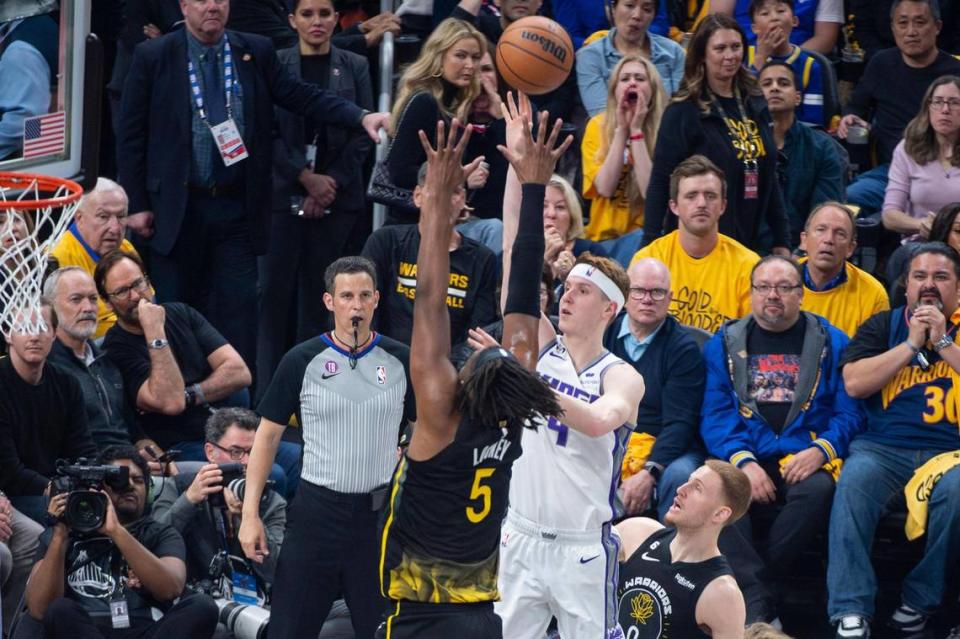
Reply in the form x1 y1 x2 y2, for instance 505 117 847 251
92 251 306 498
603 257 707 522
152 407 285 586
700 254 863 625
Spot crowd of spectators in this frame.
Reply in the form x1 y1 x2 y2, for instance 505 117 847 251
2 0 960 637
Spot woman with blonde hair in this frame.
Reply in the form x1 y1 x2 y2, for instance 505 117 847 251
641 13 790 255
581 54 666 261
544 174 609 281
882 75 960 240
384 18 486 224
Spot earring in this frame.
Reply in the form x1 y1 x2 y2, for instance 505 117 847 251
432 70 443 78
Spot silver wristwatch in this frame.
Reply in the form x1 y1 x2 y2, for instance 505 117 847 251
148 338 169 350
933 334 954 353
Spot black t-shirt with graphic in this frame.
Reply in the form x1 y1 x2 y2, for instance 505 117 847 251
747 314 806 433
103 303 228 448
36 518 186 623
361 224 499 346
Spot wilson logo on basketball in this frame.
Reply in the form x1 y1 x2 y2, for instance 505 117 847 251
519 30 567 63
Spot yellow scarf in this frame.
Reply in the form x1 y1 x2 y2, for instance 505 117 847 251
904 450 960 540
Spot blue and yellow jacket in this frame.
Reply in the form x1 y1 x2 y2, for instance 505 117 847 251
701 312 864 467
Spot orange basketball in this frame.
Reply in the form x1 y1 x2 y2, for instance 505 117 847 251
496 17 574 96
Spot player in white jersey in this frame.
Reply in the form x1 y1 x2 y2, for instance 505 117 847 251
487 94 647 639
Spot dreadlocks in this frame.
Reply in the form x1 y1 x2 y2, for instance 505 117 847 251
456 356 561 427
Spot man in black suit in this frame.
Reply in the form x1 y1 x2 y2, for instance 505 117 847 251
116 0 389 371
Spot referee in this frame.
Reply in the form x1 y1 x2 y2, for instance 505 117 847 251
239 255 414 639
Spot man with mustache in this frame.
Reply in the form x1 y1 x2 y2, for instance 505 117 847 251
829 242 960 638
45 267 149 451
50 179 140 339
701 254 862 625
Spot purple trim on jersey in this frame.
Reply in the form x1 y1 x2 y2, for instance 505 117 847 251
320 331 382 359
607 425 632 522
602 522 622 636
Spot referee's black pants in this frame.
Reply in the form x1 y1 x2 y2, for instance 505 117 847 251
268 481 385 639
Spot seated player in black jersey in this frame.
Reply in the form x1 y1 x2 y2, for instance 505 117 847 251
376 96 572 639
615 460 750 639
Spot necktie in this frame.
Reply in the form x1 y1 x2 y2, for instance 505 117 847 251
201 48 227 125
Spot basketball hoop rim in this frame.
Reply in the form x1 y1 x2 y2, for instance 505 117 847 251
0 171 84 210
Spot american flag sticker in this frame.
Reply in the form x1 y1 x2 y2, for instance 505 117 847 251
22 112 66 159
377 365 386 385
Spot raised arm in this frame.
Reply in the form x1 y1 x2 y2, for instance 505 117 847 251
557 362 645 437
499 93 567 351
497 93 574 370
409 121 484 455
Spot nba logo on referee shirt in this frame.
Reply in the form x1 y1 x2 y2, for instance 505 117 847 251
325 361 338 374
377 366 386 385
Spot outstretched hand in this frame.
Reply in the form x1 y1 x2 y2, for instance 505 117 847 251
417 119 485 215
497 92 574 185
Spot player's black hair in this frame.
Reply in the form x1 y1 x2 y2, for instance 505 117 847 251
456 348 561 427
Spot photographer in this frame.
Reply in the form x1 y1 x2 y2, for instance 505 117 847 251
23 446 218 638
151 408 285 585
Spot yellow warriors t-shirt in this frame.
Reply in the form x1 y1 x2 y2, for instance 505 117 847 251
798 257 890 338
631 231 759 333
581 114 645 242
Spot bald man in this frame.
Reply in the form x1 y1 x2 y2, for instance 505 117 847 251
604 257 707 520
51 178 141 338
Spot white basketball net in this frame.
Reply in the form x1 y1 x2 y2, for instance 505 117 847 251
0 176 79 336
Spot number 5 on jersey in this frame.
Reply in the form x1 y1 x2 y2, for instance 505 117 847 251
466 468 496 523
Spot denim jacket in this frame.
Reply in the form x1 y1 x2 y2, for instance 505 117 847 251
575 28 686 116
701 312 864 466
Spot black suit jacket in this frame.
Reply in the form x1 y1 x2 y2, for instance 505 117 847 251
117 29 366 255
271 44 374 213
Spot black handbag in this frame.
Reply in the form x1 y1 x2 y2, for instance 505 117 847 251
366 93 423 212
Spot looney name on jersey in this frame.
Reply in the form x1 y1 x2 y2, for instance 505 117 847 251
472 434 512 466
396 261 469 309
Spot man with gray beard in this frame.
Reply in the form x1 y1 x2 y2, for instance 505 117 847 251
45 267 147 450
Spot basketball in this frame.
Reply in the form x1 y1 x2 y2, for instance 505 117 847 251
496 17 573 96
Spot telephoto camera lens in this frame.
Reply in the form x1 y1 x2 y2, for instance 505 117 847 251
216 599 270 639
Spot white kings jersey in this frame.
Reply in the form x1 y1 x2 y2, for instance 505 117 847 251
509 336 635 531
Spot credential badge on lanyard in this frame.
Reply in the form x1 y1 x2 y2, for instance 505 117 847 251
187 38 249 166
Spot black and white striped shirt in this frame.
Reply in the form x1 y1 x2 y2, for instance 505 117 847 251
258 332 414 493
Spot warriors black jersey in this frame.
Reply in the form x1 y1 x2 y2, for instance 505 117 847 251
618 527 734 638
379 415 522 604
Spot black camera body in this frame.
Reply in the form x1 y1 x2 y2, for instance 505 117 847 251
52 460 130 534
208 463 244 509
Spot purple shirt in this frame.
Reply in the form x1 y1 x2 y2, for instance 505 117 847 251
883 140 960 233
